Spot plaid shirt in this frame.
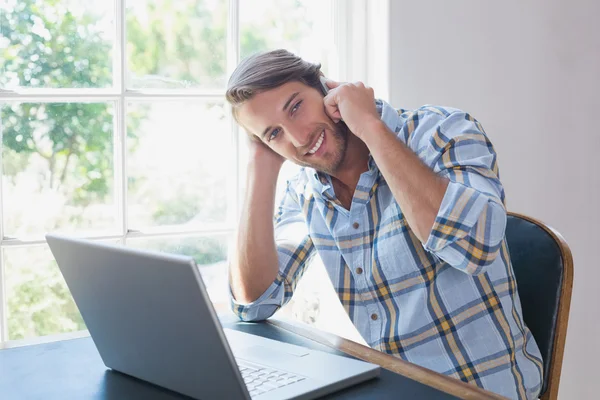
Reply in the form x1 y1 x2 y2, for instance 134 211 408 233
230 100 543 399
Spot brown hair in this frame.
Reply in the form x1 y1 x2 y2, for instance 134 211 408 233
225 49 325 130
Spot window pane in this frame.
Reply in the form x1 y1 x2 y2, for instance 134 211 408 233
5 240 121 340
4 245 83 340
0 0 113 89
239 0 334 74
126 234 231 313
1 102 117 238
126 0 227 89
127 101 229 229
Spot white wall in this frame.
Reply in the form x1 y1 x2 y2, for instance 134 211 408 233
388 1 600 398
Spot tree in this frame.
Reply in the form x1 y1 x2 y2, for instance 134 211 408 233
1 0 116 206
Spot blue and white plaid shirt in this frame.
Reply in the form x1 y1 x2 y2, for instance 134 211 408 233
231 100 543 399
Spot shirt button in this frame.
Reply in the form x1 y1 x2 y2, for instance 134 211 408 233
356 267 363 274
352 222 360 229
371 313 378 321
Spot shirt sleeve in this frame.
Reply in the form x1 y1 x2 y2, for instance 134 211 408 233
407 108 507 275
229 178 316 321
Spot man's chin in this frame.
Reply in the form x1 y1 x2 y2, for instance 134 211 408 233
294 159 328 173
300 159 342 176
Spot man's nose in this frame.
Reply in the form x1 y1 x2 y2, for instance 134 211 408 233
286 125 312 148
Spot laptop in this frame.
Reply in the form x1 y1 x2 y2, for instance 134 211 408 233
46 234 380 399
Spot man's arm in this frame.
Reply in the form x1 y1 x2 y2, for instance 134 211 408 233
361 120 449 243
324 81 506 275
365 109 507 275
322 81 447 242
229 141 316 321
229 149 282 303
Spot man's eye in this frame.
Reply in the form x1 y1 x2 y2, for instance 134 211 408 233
268 128 281 141
291 100 302 114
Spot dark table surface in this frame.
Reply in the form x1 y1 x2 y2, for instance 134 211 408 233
0 317 459 400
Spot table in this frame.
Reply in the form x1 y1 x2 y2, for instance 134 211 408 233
0 316 506 400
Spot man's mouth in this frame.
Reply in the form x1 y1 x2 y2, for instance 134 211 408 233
306 130 325 156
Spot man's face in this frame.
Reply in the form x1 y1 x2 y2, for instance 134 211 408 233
236 81 348 175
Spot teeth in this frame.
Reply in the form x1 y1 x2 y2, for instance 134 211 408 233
308 131 325 155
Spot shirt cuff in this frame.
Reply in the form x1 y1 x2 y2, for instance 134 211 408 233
424 181 488 249
229 276 285 321
422 181 506 274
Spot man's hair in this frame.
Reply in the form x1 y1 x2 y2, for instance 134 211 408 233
225 49 324 128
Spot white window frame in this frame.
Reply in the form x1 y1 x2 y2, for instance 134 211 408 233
334 0 390 100
0 0 388 345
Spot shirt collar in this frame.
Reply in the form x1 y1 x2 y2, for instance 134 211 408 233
378 98 401 134
309 169 332 195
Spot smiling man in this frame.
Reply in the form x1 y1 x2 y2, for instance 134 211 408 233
225 49 543 400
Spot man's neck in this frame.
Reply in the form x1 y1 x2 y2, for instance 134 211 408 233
330 133 371 197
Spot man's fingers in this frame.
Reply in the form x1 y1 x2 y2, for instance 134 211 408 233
323 91 342 122
323 78 342 90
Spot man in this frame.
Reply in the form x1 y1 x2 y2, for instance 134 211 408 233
225 49 543 400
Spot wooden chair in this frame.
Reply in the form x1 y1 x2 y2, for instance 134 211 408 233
505 212 574 400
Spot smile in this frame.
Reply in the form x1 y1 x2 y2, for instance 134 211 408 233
307 131 325 155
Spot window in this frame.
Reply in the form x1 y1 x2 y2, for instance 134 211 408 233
0 0 341 344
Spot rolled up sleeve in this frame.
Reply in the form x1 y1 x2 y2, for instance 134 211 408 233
424 182 506 275
409 109 507 275
229 273 286 321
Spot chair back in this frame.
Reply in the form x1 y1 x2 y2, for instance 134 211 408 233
505 212 573 400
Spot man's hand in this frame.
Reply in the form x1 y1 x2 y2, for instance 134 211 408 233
248 136 285 171
322 80 381 140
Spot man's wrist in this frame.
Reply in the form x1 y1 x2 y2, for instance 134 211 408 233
359 118 391 146
246 159 282 181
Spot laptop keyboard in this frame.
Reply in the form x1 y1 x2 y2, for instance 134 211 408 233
236 359 306 397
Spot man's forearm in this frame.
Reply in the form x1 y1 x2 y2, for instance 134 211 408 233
363 120 449 243
230 163 281 304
